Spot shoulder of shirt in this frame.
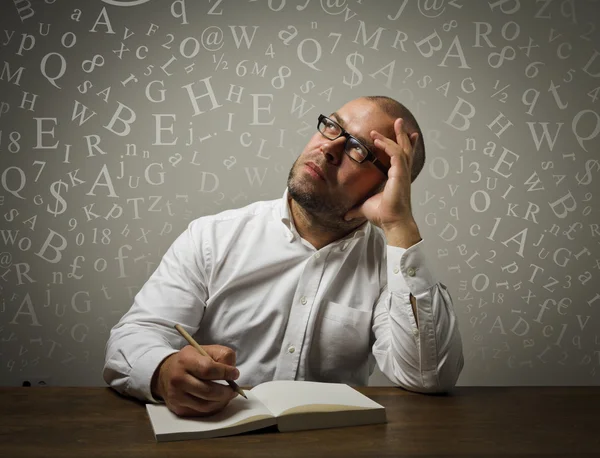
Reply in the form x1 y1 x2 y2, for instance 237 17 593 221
187 197 280 231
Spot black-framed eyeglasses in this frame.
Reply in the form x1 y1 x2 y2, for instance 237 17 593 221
317 114 389 175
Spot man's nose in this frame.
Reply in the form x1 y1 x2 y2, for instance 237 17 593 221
320 136 346 165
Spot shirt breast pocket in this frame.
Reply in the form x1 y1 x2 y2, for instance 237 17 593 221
309 300 372 381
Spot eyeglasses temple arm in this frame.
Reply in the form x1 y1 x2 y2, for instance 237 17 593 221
371 157 389 176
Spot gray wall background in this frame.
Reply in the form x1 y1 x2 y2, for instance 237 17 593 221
1 0 599 387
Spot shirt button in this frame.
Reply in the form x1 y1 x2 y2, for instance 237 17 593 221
413 328 419 336
288 346 295 354
300 296 307 305
315 252 320 259
393 266 399 274
407 267 416 277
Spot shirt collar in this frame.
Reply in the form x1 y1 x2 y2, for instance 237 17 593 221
279 187 293 230
279 187 371 243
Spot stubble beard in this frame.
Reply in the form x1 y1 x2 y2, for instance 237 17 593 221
286 159 351 230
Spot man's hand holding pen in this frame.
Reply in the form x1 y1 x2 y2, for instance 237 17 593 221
151 344 241 417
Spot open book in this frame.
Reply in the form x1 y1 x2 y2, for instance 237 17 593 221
146 380 386 441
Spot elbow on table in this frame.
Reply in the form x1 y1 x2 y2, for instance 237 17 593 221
397 352 464 395
409 378 459 395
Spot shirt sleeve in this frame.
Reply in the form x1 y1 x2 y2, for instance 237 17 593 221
102 219 209 403
370 239 464 393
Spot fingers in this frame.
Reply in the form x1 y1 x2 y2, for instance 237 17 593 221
410 131 419 147
371 132 397 157
371 119 418 171
159 346 241 417
178 373 238 403
202 344 236 366
372 134 409 171
394 118 412 153
181 345 239 381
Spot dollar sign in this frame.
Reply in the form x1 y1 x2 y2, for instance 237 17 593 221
343 52 364 88
575 160 600 186
47 180 68 217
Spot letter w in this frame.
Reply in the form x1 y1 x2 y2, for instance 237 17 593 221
0 230 19 245
229 26 259 49
72 100 97 126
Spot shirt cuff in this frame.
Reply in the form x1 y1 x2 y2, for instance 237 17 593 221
387 239 436 296
129 346 179 403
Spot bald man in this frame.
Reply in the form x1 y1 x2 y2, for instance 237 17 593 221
104 95 464 417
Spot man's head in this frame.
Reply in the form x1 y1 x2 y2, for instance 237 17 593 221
287 96 425 229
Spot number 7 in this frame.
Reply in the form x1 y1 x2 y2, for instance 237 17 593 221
32 160 46 182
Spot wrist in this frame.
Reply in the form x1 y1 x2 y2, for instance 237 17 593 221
150 368 163 401
151 354 173 401
383 220 421 249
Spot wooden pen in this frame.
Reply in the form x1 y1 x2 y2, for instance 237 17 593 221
174 324 247 399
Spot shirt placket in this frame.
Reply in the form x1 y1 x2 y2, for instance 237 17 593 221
273 248 327 380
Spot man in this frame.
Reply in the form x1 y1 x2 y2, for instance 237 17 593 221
103 95 464 417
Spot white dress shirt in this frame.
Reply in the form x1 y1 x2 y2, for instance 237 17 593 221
103 188 464 402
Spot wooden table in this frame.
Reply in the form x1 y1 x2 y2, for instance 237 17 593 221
0 386 598 457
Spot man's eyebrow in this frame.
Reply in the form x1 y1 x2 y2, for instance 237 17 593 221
329 112 377 152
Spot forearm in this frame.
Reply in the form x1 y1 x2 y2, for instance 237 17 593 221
104 220 209 402
383 221 422 326
383 218 422 250
103 279 206 402
103 313 180 402
372 240 464 393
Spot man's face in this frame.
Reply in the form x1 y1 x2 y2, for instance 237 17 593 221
287 98 396 224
